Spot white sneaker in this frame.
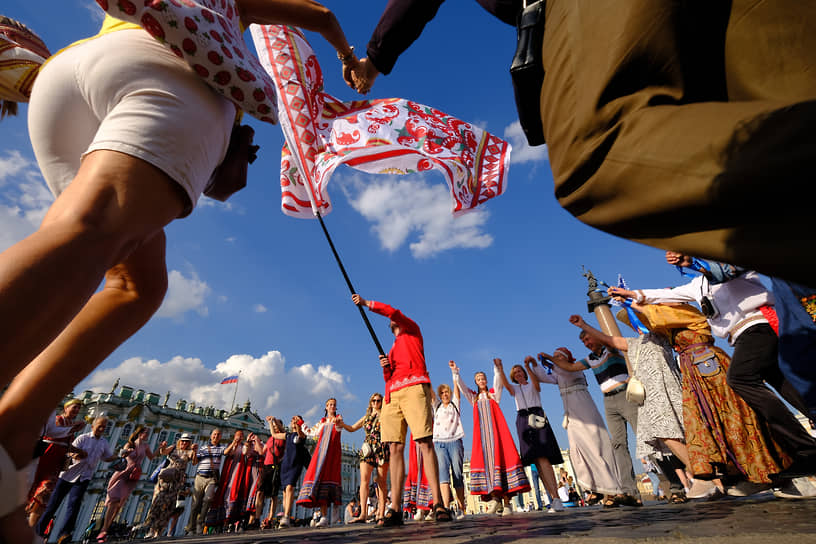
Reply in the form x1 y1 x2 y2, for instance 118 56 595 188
413 510 424 521
485 500 499 514
502 504 513 516
726 481 772 497
455 511 467 520
547 498 564 512
774 477 816 499
278 517 290 527
315 516 329 527
687 479 719 499
425 509 435 521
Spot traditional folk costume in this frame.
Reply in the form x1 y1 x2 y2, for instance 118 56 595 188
402 433 432 512
533 363 623 496
296 418 343 508
636 303 792 483
453 368 530 499
207 444 258 528
26 411 81 518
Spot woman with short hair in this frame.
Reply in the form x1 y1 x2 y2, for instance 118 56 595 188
431 375 466 518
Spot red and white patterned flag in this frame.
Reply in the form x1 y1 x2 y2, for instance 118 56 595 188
250 25 511 218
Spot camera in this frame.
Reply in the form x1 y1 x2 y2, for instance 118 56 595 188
700 296 719 318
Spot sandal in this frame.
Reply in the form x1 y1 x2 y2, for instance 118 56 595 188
433 504 452 522
0 443 36 518
669 492 689 504
586 493 602 505
378 508 404 528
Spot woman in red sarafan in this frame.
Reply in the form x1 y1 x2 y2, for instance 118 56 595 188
451 360 530 513
297 398 343 527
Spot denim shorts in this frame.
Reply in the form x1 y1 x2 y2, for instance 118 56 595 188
434 438 464 488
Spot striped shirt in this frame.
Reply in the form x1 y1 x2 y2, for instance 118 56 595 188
196 444 225 475
579 347 629 394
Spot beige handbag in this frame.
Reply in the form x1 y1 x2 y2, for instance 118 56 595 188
625 344 646 406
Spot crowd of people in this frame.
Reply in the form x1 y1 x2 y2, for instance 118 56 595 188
1 0 815 542
24 253 816 541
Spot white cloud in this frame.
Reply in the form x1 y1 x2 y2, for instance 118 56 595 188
253 304 268 313
342 175 493 258
79 351 354 424
0 150 53 252
155 269 211 319
503 121 549 164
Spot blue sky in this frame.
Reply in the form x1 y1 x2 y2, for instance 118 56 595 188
1 1 710 466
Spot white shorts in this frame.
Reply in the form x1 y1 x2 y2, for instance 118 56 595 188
28 29 235 215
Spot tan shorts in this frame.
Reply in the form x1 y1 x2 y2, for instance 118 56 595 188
380 383 434 444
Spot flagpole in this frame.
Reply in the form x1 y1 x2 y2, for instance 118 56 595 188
316 211 385 356
230 370 241 413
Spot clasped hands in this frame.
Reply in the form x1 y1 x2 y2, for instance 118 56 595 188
341 55 379 95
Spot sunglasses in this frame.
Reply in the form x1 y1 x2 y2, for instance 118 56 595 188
372 398 383 403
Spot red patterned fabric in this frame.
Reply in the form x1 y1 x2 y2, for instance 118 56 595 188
250 25 511 219
403 433 432 511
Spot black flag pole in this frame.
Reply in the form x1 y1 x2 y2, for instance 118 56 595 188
316 211 386 356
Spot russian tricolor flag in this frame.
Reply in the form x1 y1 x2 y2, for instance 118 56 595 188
220 375 238 385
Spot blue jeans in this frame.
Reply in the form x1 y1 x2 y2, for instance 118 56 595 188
434 439 464 489
35 477 89 539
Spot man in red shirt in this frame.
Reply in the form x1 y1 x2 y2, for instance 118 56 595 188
352 294 451 525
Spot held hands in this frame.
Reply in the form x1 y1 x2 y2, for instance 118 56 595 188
607 287 634 300
493 358 503 369
524 355 537 367
449 360 459 374
665 250 692 267
568 314 585 328
345 57 380 95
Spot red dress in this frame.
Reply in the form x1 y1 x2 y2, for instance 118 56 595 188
402 433 432 511
454 373 530 499
296 419 343 507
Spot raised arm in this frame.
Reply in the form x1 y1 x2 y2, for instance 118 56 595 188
525 358 542 392
494 358 514 397
568 314 629 352
492 361 503 403
450 361 475 406
540 351 585 373
239 0 358 66
526 355 556 384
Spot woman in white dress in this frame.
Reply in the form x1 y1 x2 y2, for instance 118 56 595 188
532 349 624 507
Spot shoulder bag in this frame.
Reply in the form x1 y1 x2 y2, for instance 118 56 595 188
625 344 646 406
203 123 259 201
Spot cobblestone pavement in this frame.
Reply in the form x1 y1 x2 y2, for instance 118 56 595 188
141 495 816 544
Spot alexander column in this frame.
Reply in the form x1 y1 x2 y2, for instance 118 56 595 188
582 268 617 333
